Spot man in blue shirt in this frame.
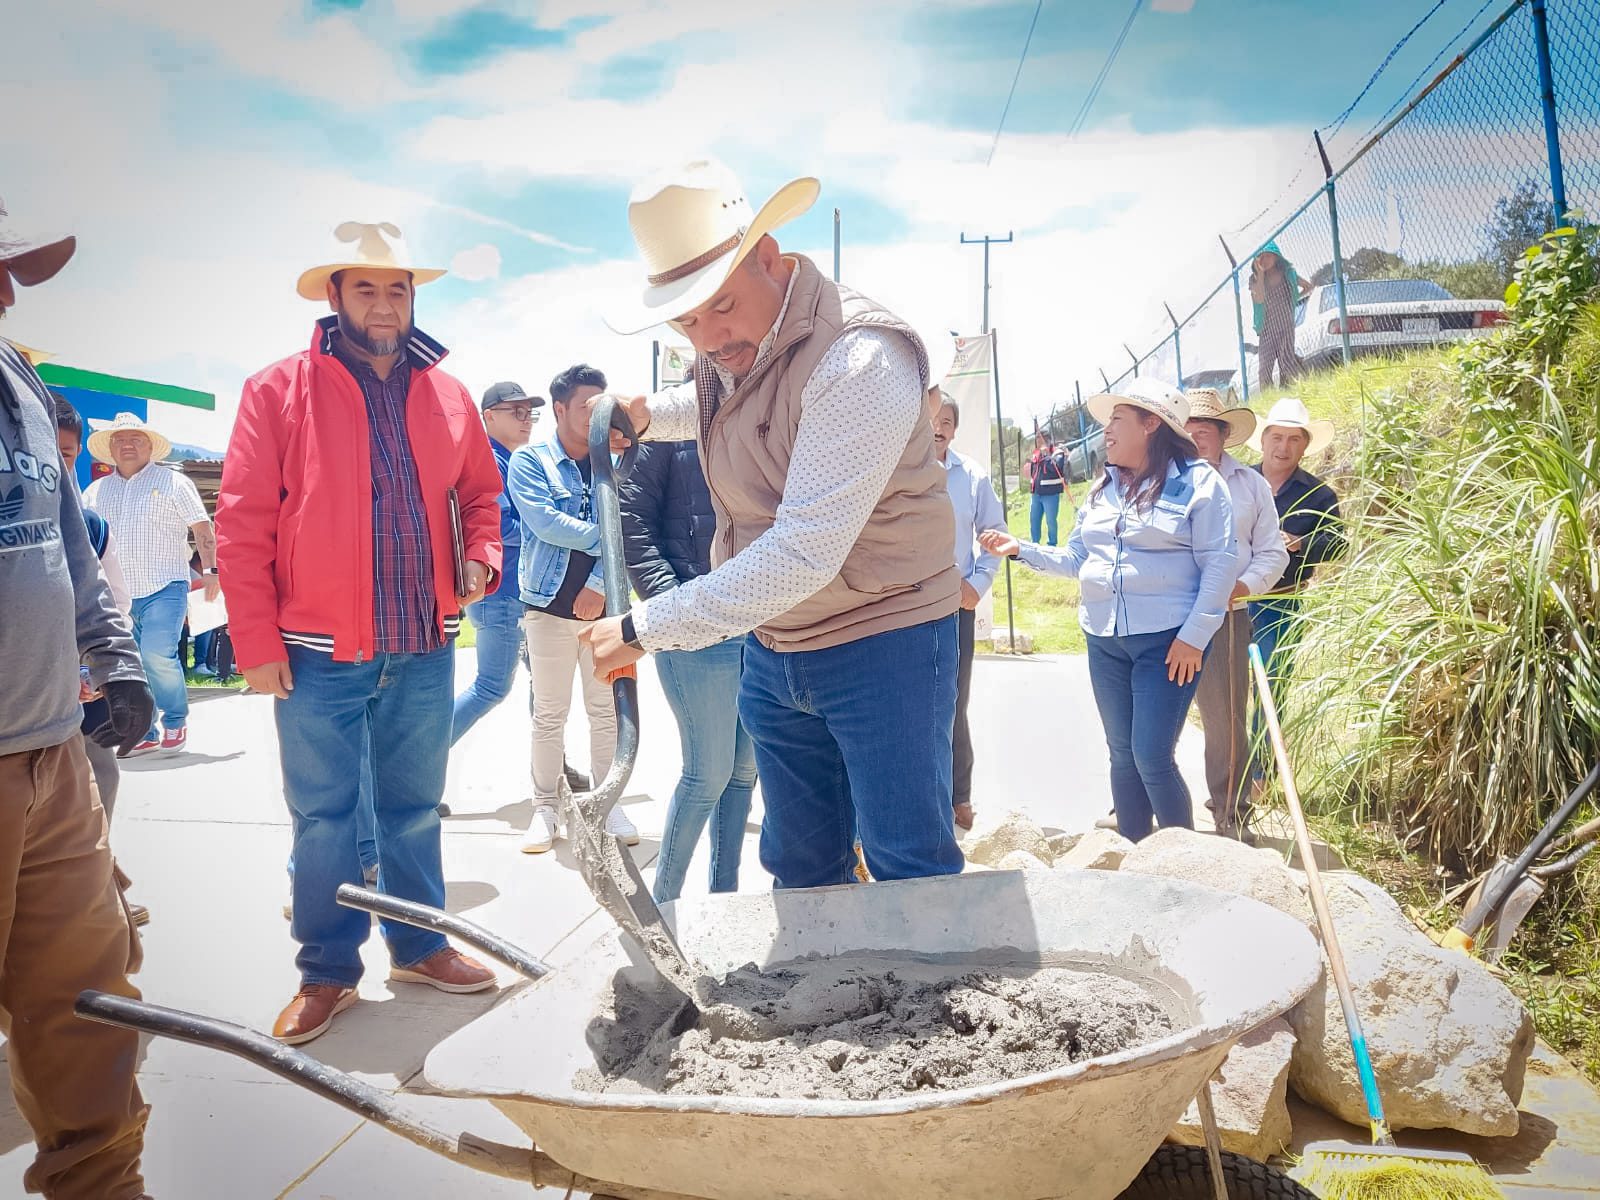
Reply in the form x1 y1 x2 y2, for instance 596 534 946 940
931 394 1006 830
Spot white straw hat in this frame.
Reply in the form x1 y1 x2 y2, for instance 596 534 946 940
87 412 172 466
0 195 76 286
606 159 819 335
1248 396 1334 456
296 221 446 301
1183 387 1256 448
1086 377 1197 452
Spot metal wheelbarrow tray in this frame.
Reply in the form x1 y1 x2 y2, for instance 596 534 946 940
419 867 1321 1200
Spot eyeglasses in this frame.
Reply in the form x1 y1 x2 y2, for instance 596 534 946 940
491 404 539 421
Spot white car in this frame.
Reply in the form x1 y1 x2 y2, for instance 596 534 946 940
1292 278 1506 370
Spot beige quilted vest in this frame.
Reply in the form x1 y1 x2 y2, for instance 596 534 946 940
695 255 960 652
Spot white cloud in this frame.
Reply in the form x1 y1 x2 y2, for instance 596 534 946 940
450 242 504 281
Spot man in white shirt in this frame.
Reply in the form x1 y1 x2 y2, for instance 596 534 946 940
85 412 216 756
1183 389 1290 841
582 159 964 889
931 394 1005 830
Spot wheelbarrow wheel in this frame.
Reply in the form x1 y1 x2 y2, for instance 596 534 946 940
1117 1145 1317 1199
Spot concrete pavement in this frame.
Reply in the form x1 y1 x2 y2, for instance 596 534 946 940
2 649 1596 1197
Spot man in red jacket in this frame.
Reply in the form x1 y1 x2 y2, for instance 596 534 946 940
217 222 503 1044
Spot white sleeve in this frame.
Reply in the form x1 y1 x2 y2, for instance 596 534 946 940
633 330 923 651
98 530 134 619
1238 473 1291 596
642 382 699 443
174 471 209 526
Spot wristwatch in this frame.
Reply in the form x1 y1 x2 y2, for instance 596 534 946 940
620 613 643 650
202 567 219 576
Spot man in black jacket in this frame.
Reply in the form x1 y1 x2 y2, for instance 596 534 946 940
618 437 756 902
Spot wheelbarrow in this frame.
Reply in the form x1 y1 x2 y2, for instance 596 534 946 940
78 869 1323 1199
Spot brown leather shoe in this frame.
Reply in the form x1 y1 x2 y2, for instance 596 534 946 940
389 947 496 994
953 802 976 831
273 984 358 1045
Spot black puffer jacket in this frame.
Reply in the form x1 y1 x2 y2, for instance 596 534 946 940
618 439 718 600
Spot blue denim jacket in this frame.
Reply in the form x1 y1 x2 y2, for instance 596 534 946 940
506 434 605 609
1017 458 1235 649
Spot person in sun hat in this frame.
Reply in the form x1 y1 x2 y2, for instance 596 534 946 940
1246 396 1344 786
582 159 964 889
1 194 159 1200
1183 388 1289 843
216 220 504 1046
980 377 1236 842
83 411 214 757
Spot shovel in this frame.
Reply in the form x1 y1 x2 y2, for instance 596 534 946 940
569 395 702 1017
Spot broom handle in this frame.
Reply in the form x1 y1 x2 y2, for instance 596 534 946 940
1248 643 1394 1148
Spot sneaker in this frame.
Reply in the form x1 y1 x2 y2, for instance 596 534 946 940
389 947 496 994
522 804 560 854
606 806 640 847
160 726 187 754
273 984 358 1045
120 735 161 759
1093 810 1120 831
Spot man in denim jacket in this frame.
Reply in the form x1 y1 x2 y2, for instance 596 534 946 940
506 364 638 853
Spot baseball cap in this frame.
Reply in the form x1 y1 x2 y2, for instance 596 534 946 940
481 381 544 412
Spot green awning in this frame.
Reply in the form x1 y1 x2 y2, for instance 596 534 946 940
36 363 215 411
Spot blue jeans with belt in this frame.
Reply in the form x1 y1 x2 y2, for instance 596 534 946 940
276 643 453 987
1085 627 1202 841
652 639 758 903
450 581 526 744
740 616 965 890
1248 595 1304 781
129 579 189 738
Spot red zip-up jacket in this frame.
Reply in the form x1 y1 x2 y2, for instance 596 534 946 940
216 321 503 670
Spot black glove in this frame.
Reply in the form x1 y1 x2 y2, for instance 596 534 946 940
89 678 156 756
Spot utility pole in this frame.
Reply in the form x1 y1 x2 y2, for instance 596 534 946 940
960 231 1015 650
833 209 842 282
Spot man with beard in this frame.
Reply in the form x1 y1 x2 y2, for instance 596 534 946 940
217 222 503 1045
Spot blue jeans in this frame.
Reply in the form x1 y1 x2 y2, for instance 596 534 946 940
740 617 964 889
287 757 379 879
129 580 189 737
652 640 758 904
450 584 525 745
1086 628 1202 842
1030 491 1062 545
1248 595 1303 781
276 643 454 987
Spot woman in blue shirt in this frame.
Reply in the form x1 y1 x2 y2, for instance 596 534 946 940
981 379 1235 840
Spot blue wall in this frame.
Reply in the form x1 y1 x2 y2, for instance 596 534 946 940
45 386 148 491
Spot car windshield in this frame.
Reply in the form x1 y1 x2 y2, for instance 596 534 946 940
1321 279 1453 311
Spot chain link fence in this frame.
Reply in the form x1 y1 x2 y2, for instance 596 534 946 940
1072 0 1596 424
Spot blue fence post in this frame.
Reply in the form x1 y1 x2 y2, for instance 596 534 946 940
1529 0 1568 225
1315 130 1354 368
1220 236 1250 402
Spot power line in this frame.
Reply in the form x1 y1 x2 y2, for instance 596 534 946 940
987 0 1046 167
1322 0 1456 141
1069 0 1144 137
1349 0 1502 148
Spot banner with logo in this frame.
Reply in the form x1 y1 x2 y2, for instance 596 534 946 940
657 343 695 387
939 333 999 639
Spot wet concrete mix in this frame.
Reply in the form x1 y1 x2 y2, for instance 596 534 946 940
579 956 1178 1101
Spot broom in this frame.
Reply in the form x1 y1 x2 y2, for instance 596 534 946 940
1247 643 1501 1200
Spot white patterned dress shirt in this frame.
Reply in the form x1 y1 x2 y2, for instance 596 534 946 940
84 464 208 599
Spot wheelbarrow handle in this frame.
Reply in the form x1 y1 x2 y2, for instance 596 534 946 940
72 991 708 1200
334 884 550 982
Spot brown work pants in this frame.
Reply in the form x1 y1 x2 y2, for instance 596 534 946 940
1194 608 1252 832
0 736 148 1199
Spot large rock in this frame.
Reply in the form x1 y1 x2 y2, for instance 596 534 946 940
1120 828 1315 928
1170 1018 1296 1161
1053 827 1133 871
964 811 1053 868
995 850 1051 872
1287 873 1535 1137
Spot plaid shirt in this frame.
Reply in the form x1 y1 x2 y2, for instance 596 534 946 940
331 332 442 655
83 461 208 599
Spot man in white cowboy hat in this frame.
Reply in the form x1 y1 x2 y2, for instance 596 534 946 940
216 220 503 1045
1 195 159 1199
83 411 215 756
583 159 965 889
1183 389 1289 841
1248 397 1344 779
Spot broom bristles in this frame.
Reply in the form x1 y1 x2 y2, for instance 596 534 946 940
1299 1147 1504 1199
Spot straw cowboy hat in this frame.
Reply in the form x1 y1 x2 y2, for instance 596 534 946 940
1248 396 1334 456
0 195 76 286
607 159 820 335
295 221 447 301
1183 387 1256 448
1086 377 1197 452
87 412 173 466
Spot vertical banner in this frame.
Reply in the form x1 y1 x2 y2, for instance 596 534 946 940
657 344 695 387
941 333 997 638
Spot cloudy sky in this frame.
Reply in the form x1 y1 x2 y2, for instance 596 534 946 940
4 0 1515 446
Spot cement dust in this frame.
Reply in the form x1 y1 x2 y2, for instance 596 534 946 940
579 956 1176 1101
